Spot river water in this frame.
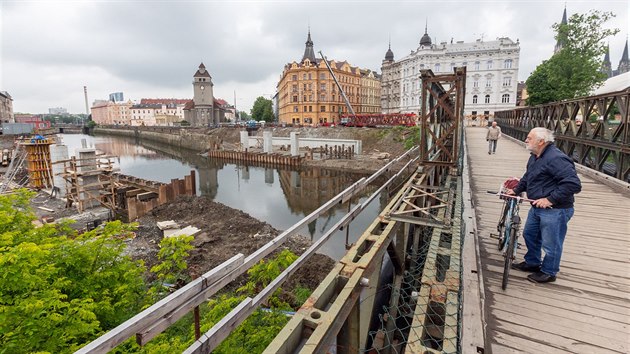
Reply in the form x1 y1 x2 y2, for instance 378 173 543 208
59 133 388 260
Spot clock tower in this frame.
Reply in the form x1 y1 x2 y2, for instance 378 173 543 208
192 62 214 125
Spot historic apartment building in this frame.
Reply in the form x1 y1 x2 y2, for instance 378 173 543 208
277 31 381 125
381 26 520 119
0 91 14 123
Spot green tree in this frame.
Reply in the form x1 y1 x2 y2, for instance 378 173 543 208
0 190 146 353
526 10 619 105
238 111 250 120
250 97 274 122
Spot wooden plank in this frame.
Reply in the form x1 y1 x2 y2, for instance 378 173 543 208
183 298 253 354
76 254 244 353
465 127 630 354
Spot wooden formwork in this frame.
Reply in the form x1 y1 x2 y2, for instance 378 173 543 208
22 138 54 189
205 150 303 167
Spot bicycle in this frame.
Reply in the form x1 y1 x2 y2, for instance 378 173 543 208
488 179 532 290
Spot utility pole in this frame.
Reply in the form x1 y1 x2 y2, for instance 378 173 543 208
83 86 89 126
234 90 239 122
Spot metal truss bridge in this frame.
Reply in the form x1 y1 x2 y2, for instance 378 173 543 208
76 71 630 354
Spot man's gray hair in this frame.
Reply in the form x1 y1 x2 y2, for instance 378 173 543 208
531 127 555 143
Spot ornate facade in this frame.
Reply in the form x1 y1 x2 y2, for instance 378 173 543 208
381 26 520 119
277 31 381 125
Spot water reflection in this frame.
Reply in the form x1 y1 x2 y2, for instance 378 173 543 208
59 133 387 260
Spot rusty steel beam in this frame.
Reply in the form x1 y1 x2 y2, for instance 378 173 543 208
495 89 630 181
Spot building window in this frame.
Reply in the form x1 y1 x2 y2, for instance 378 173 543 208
293 106 298 112
303 74 307 80
320 94 325 101
486 79 491 87
472 111 477 118
474 61 480 70
487 60 493 70
303 84 307 91
473 80 479 88
320 83 326 91
462 61 468 67
504 59 513 69
309 95 313 101
309 106 312 112
292 95 298 102
292 75 297 81
472 95 478 104
292 85 298 92
308 73 312 80
321 106 326 112
304 106 307 112
484 95 490 104
308 83 312 90
320 73 326 80
435 63 441 72
450 62 456 70
503 77 511 87
502 94 510 103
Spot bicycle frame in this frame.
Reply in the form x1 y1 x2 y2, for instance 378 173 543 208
488 190 524 290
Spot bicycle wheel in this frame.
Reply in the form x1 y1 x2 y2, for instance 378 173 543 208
497 202 509 250
501 226 517 290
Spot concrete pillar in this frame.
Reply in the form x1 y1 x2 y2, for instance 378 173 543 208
81 138 87 149
263 130 273 153
290 171 301 188
240 131 249 151
50 144 69 197
77 148 99 209
290 132 300 156
264 168 274 184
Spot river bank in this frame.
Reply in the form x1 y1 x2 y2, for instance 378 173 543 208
93 126 411 173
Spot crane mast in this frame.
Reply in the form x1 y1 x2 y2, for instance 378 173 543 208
318 51 356 117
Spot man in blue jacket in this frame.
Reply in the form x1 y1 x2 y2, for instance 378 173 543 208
506 127 582 283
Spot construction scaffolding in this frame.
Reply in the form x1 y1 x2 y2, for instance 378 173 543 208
23 137 54 189
60 153 117 213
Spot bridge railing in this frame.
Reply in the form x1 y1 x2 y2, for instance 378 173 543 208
494 89 630 181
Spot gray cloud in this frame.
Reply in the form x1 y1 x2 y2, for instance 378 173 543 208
1 0 627 114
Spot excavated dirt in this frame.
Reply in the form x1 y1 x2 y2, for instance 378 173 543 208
129 195 335 300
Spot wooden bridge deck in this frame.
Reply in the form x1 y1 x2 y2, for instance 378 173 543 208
465 127 630 354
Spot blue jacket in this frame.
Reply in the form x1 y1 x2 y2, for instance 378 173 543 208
513 143 581 209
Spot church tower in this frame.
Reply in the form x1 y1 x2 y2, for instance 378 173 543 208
618 39 630 75
192 62 214 126
554 6 568 54
601 44 613 78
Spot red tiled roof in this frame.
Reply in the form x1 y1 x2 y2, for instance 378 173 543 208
183 100 194 110
140 98 189 105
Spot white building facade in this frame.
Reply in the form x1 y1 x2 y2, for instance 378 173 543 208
381 28 520 119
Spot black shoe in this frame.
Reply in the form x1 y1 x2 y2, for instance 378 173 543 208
488 151 491 155
528 271 556 283
511 261 541 272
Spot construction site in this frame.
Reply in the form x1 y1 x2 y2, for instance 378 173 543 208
0 135 197 228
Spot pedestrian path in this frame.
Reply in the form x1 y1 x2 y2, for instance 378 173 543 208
465 127 630 353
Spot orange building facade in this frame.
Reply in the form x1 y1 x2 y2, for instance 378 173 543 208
277 31 380 126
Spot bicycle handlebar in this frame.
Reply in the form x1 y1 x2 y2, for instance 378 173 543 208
486 190 535 203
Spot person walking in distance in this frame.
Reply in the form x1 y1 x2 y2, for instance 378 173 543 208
506 127 582 283
486 121 502 154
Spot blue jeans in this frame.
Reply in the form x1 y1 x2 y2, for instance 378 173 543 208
488 139 497 153
522 207 574 276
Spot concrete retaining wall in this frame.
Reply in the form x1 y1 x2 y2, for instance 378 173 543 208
94 127 216 152
247 136 362 154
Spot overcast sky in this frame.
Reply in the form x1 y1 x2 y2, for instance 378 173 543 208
1 0 628 115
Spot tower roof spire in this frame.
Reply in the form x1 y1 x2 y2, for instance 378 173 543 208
385 34 394 61
419 18 432 47
301 28 317 63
